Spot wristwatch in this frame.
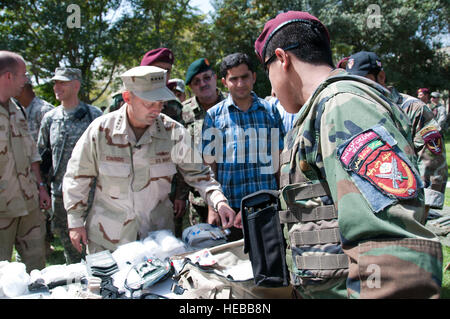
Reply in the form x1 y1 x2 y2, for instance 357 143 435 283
38 182 46 187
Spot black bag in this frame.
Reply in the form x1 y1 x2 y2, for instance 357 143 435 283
240 190 289 287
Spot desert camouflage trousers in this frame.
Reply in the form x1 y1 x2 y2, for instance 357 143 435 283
0 207 46 273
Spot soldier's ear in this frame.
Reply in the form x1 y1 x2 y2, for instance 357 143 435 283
377 70 386 87
122 91 131 103
274 48 291 72
73 79 81 91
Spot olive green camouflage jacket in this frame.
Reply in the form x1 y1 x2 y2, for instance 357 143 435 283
279 70 442 298
391 89 448 210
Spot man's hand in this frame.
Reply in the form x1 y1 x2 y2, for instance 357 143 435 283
173 199 187 218
38 187 51 210
234 211 243 229
207 205 220 226
216 201 236 229
69 227 88 253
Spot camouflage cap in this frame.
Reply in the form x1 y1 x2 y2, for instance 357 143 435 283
346 51 383 76
185 58 212 85
51 67 82 82
120 66 176 102
168 78 185 93
431 92 441 98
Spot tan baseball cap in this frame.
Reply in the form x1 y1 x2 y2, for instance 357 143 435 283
120 66 175 102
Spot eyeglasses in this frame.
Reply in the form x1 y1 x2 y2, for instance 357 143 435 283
263 43 301 75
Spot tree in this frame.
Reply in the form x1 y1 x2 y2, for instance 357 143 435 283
0 0 206 105
205 0 449 96
110 0 207 82
314 0 449 94
0 0 123 105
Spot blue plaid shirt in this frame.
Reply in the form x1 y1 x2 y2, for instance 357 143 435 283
202 92 285 209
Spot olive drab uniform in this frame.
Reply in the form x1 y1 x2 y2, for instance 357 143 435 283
161 98 189 238
25 97 54 143
428 102 447 133
0 99 46 272
390 89 448 212
278 70 443 299
181 90 227 225
38 102 103 263
63 105 228 253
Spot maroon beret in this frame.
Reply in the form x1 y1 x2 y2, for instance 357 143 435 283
337 56 349 69
140 48 174 66
254 11 330 63
417 88 430 94
167 81 177 91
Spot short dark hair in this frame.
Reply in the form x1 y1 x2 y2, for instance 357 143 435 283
220 53 255 79
0 51 24 76
264 21 334 68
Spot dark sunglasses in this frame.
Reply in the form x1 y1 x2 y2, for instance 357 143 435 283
263 43 301 75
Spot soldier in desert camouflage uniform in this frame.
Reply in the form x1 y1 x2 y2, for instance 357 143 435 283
38 67 102 264
0 51 51 272
346 51 448 221
182 58 227 226
253 11 443 298
63 66 236 254
15 75 54 255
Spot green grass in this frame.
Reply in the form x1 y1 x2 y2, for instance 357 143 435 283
442 246 450 299
439 130 450 298
446 130 450 178
44 235 66 266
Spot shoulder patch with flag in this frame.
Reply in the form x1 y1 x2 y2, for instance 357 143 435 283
338 129 418 200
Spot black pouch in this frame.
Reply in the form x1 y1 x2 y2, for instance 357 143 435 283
240 190 289 287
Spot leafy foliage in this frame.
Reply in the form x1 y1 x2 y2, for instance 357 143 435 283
0 0 448 105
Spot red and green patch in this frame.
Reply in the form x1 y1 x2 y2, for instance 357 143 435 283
420 126 443 155
339 130 418 199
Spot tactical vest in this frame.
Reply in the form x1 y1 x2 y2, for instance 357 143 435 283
279 132 349 286
277 73 412 287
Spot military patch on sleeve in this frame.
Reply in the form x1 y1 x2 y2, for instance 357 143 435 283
338 129 418 200
420 126 443 155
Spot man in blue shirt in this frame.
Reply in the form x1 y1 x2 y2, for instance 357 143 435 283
202 52 285 240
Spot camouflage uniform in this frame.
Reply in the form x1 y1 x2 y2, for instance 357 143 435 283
181 90 227 225
390 89 448 212
63 105 228 253
38 102 102 263
24 97 54 143
0 99 46 272
161 98 188 238
279 70 443 299
24 96 54 249
428 102 447 133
